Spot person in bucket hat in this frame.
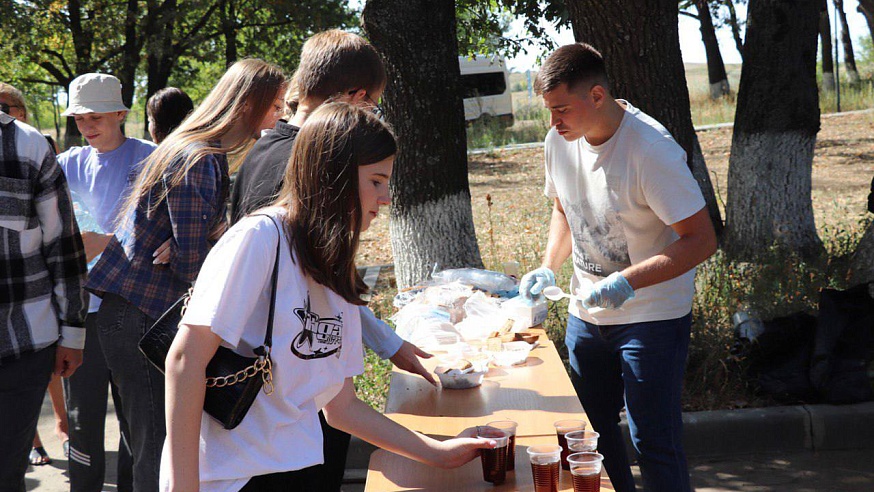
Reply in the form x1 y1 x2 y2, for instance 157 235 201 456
57 72 156 492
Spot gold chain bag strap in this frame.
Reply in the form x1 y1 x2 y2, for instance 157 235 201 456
139 214 282 429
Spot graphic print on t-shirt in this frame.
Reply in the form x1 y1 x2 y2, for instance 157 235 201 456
565 200 631 277
291 294 343 360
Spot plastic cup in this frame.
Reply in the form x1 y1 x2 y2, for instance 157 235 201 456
565 429 599 453
567 452 604 492
554 419 587 470
527 444 561 492
487 420 518 470
477 426 510 485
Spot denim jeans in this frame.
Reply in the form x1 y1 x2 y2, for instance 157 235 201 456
94 293 164 492
0 345 55 492
64 313 133 492
566 313 692 492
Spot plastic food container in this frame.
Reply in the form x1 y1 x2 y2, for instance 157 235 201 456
486 341 533 367
434 365 487 389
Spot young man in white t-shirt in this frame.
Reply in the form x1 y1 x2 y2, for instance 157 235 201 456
518 43 717 492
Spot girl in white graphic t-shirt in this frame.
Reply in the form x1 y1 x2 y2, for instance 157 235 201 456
161 103 495 492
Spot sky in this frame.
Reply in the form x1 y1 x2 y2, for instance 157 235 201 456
504 0 871 71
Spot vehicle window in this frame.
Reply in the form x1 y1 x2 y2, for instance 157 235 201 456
461 72 506 98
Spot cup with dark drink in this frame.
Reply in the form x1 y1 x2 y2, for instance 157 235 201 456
565 429 599 453
567 452 604 492
553 419 587 470
487 420 518 470
477 426 510 485
527 444 561 492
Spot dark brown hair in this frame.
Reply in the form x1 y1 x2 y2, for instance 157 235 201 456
534 43 610 95
290 29 386 104
146 87 194 143
276 102 396 304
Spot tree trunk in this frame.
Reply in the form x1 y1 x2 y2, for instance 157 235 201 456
220 0 238 66
723 0 745 60
119 0 141 135
565 0 724 238
362 0 483 288
833 0 860 86
849 221 874 286
695 0 730 99
725 0 823 261
859 0 874 42
820 8 835 92
145 0 178 138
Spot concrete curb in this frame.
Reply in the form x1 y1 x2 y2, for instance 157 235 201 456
344 401 874 477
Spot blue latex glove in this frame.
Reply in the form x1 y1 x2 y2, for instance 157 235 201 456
582 272 635 309
519 267 555 301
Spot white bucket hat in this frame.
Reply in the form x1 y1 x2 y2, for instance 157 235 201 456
61 73 130 116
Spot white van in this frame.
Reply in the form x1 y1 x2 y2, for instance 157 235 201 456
459 56 514 126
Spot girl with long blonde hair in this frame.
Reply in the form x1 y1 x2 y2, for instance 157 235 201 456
85 58 285 491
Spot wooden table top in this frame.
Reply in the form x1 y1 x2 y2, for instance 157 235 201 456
383 335 588 439
364 329 613 491
365 436 616 491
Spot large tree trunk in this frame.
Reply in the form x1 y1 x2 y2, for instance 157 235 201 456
145 0 177 138
565 0 724 238
362 0 483 288
220 0 238 66
820 7 835 92
695 0 730 99
724 0 745 60
119 0 141 135
833 0 860 86
725 0 824 261
859 0 874 42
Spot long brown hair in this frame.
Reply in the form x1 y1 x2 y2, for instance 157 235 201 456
120 59 285 222
276 102 396 304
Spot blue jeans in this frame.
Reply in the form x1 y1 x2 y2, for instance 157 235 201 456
566 313 692 492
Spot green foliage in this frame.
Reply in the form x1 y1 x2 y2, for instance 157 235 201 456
455 0 569 60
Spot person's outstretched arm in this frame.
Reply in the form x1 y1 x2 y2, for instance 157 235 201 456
323 378 494 468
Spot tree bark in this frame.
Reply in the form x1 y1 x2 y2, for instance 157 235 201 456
119 0 142 134
220 0 238 66
723 0 745 60
833 0 860 86
564 0 724 238
820 7 835 92
695 0 730 99
362 0 483 288
859 0 874 42
725 0 824 261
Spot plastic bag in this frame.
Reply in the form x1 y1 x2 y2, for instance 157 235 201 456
391 303 462 351
431 268 518 297
454 292 509 341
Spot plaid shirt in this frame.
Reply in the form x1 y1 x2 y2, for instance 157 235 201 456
0 113 88 359
87 146 229 319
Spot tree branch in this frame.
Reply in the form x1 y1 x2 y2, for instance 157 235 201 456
679 10 700 20
41 49 74 81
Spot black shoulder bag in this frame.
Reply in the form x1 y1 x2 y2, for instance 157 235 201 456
138 216 281 430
